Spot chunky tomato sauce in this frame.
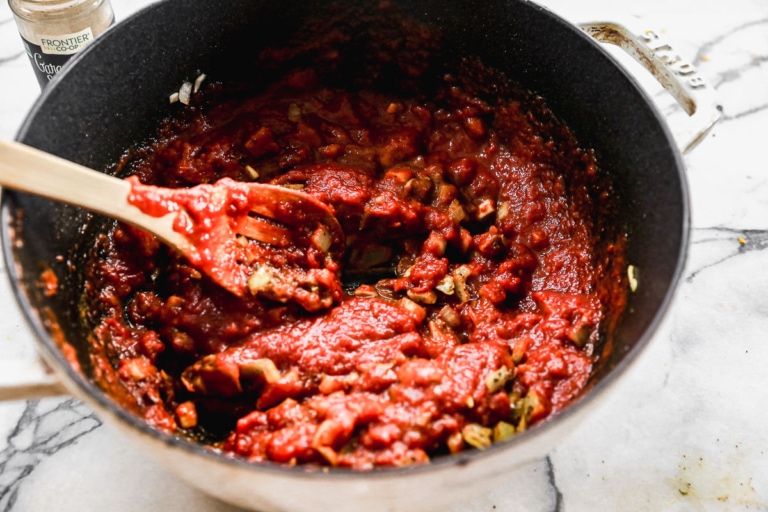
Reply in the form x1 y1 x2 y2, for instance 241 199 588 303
82 45 626 468
125 177 345 310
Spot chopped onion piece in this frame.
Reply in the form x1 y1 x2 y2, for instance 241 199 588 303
193 73 207 93
462 423 492 450
453 265 473 303
179 81 193 105
439 305 461 327
448 199 466 223
485 365 513 393
247 265 274 294
312 227 332 253
435 275 455 295
476 198 496 220
353 285 378 298
315 445 338 466
406 289 437 304
398 297 426 322
628 265 639 292
497 201 511 221
240 358 281 384
493 421 516 442
175 401 198 429
245 165 259 179
288 103 301 122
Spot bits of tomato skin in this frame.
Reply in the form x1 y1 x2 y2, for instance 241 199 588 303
378 129 421 168
361 423 402 449
267 424 318 464
118 357 155 382
447 157 478 187
527 228 550 250
406 252 450 293
181 354 242 397
479 280 509 305
264 398 313 429
244 126 280 158
134 330 164 360
353 284 378 298
423 231 448 257
235 410 268 434
318 374 346 395
545 355 569 378
169 329 196 355
144 403 178 434
256 371 305 410
474 227 507 258
318 143 343 158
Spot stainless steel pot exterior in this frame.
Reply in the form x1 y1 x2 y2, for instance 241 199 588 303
1 0 688 510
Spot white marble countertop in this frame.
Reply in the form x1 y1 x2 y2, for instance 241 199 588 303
1 0 767 510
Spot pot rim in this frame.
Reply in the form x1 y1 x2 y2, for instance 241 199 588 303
0 0 690 480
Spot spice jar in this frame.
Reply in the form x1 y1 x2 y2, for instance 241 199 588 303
9 0 114 89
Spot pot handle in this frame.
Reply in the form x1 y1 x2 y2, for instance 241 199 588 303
0 356 66 400
578 17 722 154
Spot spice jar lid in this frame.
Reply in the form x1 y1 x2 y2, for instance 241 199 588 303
9 0 109 23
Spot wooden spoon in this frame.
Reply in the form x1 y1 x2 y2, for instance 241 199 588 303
0 139 344 298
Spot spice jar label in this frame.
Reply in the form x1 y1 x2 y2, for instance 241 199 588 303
37 28 96 55
9 0 115 89
18 32 92 88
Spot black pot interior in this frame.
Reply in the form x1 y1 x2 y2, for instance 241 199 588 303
2 0 686 453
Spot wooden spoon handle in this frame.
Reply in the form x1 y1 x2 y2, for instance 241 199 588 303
0 139 134 217
0 139 182 247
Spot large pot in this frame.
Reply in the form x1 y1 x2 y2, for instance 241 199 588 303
0 0 719 510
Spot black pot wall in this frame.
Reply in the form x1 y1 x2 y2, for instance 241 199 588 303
2 0 686 423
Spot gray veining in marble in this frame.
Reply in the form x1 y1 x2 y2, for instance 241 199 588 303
0 400 101 510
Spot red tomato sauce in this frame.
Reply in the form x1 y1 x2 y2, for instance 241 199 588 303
82 62 627 469
125 176 345 311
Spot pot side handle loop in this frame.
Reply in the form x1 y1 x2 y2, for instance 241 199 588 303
578 19 722 154
0 356 66 401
